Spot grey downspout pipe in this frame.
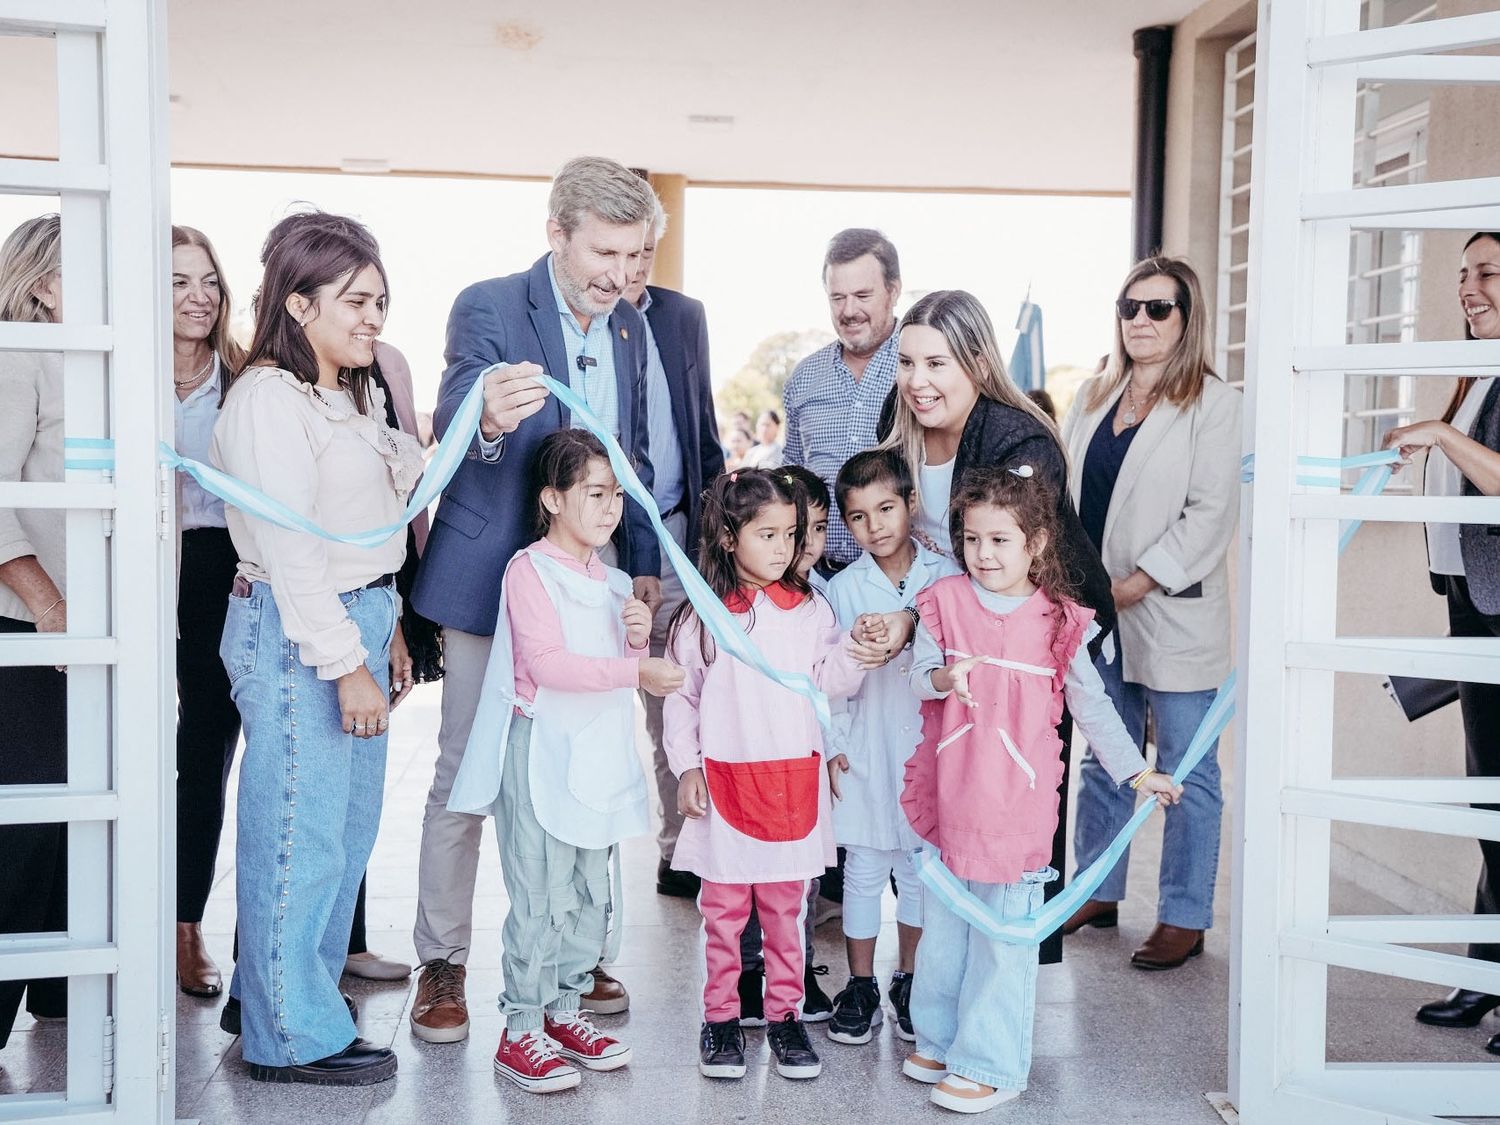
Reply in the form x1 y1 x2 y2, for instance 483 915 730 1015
1133 26 1174 263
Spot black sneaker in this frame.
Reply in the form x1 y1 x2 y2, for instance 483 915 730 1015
826 976 882 1045
767 1013 822 1078
737 967 766 1028
802 963 833 1023
889 971 915 1042
698 1020 747 1079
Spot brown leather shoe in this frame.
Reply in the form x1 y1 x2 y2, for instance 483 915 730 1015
1130 923 1205 970
176 922 222 998
410 958 469 1043
1062 899 1118 936
583 965 629 1015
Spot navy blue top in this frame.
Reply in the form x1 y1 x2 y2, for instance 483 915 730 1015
1079 398 1140 553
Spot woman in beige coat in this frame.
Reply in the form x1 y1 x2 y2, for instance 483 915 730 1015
1059 257 1241 970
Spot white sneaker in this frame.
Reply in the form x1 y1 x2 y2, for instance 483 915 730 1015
930 1074 1020 1113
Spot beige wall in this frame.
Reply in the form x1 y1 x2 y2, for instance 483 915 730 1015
1165 0 1499 913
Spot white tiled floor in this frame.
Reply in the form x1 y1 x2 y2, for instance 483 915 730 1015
3 685 1497 1122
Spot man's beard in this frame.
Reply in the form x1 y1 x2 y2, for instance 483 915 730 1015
557 258 618 317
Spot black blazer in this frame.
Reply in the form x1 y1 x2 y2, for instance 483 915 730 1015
643 285 724 557
879 390 1117 646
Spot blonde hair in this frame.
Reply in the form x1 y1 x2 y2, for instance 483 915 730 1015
880 290 1060 524
0 213 61 323
1085 255 1218 411
172 225 247 375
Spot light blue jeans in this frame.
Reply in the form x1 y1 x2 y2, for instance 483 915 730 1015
910 869 1052 1091
222 579 396 1067
1073 646 1222 931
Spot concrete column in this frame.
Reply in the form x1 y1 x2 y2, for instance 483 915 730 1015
647 172 686 291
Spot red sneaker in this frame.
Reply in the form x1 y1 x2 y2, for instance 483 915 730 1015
545 1009 631 1071
492 1029 581 1093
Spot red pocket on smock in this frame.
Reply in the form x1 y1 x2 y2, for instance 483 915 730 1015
704 753 822 843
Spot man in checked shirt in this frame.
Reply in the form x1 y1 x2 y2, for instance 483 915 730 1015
781 229 903 571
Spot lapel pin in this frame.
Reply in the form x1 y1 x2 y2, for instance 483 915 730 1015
621 327 629 340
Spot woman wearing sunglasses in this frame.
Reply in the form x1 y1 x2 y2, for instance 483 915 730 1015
1058 256 1241 970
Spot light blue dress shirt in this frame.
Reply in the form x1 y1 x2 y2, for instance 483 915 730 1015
635 290 684 515
174 356 227 529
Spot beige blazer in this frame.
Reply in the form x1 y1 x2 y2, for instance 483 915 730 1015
1061 374 1242 692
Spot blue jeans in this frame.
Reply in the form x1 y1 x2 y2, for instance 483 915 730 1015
1073 647 1222 931
222 580 396 1067
910 870 1051 1091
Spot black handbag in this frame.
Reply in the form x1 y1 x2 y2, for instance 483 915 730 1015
1384 675 1460 722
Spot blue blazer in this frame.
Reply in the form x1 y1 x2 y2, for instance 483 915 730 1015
644 284 724 558
412 255 660 636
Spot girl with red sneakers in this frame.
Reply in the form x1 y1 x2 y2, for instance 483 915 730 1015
664 469 870 1082
899 467 1181 1114
447 429 685 1094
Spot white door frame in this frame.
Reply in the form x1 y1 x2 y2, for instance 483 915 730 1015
1233 2 1500 1121
0 1 174 1121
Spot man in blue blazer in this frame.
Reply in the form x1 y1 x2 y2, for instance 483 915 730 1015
408 157 663 1044
622 217 724 900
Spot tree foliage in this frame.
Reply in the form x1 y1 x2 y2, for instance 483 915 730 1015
716 328 833 420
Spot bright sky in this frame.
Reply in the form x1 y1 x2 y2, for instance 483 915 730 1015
1 170 1131 412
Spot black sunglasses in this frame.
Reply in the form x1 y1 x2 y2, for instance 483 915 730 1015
1116 297 1181 321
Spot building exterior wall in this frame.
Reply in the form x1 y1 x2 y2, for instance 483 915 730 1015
1162 0 1497 914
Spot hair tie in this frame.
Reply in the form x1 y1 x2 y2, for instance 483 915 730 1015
1008 464 1034 479
729 471 738 483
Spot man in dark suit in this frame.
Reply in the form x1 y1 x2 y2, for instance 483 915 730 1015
622 209 724 899
407 157 663 1045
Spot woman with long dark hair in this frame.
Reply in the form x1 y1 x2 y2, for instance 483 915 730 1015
210 217 422 1084
171 225 247 999
1385 231 1500 1055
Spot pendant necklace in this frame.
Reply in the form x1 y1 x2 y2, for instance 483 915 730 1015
1121 379 1158 428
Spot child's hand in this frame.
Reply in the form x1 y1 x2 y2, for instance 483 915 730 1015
854 612 890 647
621 596 653 648
639 656 686 697
848 636 894 669
827 753 850 800
678 767 709 819
944 653 985 707
1135 771 1183 808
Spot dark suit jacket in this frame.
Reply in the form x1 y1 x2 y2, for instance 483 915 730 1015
1458 379 1500 615
643 284 724 557
412 255 659 636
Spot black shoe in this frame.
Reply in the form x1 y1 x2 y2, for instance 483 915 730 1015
220 992 359 1037
698 1019 747 1079
1416 989 1500 1028
767 1013 822 1078
656 858 701 899
889 971 915 1042
247 1037 396 1086
826 976 882 1045
802 963 833 1023
737 967 766 1028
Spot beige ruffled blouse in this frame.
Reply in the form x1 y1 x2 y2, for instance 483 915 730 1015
210 366 425 679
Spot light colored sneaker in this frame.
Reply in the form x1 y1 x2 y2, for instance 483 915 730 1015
492 1029 581 1093
902 1052 949 1084
343 950 413 981
545 1010 631 1071
930 1075 1020 1113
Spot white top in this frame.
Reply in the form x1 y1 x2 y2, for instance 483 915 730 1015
909 582 1148 783
915 454 956 560
1425 376 1495 576
825 541 961 850
174 356 228 531
210 367 424 679
0 351 64 621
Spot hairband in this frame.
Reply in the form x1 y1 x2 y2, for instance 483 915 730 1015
1008 465 1034 479
729 471 738 483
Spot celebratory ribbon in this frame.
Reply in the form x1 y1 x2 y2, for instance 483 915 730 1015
533 369 834 730
913 448 1402 946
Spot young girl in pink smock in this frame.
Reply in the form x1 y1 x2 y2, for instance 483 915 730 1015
664 469 868 1083
901 467 1181 1114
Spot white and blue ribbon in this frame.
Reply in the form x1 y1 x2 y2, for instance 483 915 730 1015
914 447 1403 945
64 437 115 472
533 369 834 730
